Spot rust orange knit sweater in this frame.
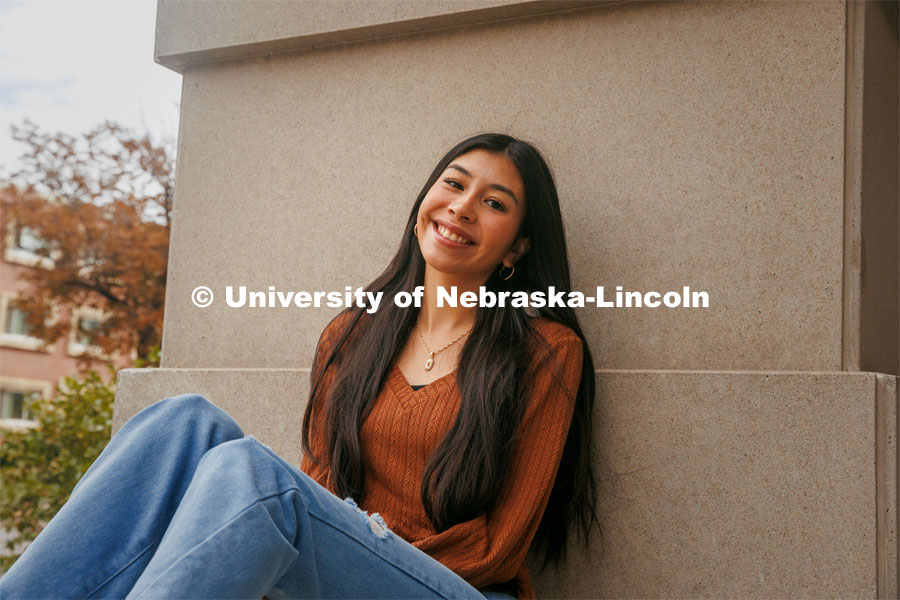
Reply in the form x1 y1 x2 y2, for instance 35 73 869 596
300 311 583 599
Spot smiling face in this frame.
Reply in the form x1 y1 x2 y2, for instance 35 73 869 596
416 149 530 286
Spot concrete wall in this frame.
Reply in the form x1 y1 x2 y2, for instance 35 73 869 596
157 0 851 372
857 0 899 376
112 1 900 597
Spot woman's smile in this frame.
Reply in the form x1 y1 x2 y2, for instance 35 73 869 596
416 148 528 283
432 221 475 247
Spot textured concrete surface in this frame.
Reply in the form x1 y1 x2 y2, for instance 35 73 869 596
856 1 899 376
159 0 848 372
114 367 899 598
875 373 898 597
155 0 615 72
842 1 899 377
537 370 896 598
143 0 899 596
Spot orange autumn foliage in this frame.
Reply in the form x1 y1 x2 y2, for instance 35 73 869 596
0 119 174 363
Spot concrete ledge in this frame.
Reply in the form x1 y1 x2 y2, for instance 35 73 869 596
154 0 619 73
113 368 899 597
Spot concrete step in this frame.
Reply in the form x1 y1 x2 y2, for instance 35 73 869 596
114 368 898 598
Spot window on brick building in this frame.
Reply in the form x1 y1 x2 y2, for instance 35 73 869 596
4 306 33 336
75 316 102 346
0 389 35 421
13 226 47 254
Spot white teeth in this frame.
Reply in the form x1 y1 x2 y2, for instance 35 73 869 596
436 224 472 245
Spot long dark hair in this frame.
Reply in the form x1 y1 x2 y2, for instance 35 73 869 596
302 132 600 570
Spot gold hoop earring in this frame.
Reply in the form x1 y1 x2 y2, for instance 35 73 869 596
414 224 418 237
499 264 515 280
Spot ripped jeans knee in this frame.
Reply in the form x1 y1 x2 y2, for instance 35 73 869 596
343 497 391 539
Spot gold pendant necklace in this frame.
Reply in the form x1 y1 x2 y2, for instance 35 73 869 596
416 320 472 371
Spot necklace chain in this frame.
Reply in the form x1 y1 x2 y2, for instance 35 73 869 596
416 319 472 371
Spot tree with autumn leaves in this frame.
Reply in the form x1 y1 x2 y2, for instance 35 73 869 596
1 119 173 363
0 120 173 567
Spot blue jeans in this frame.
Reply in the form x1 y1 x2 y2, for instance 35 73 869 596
0 394 514 599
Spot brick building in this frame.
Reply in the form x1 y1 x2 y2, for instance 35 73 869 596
0 184 132 428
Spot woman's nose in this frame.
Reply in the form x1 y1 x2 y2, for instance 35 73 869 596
448 192 476 222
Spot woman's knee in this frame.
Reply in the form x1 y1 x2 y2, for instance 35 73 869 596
196 437 307 502
144 393 243 439
155 392 214 411
199 436 286 473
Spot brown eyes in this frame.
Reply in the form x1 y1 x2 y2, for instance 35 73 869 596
442 179 506 212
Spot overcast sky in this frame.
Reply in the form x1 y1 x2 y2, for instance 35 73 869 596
0 0 182 176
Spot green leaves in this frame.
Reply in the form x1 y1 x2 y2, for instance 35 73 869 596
0 367 115 571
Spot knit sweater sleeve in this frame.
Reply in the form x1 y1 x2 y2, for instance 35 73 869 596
410 327 584 590
300 312 354 492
